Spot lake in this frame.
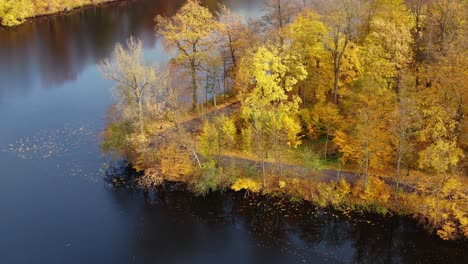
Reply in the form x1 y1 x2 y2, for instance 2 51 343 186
0 0 466 263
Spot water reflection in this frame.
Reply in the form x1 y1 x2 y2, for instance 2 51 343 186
0 0 261 99
0 1 172 96
105 165 468 264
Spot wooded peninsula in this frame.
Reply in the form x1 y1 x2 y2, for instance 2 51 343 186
98 0 467 241
8 0 466 241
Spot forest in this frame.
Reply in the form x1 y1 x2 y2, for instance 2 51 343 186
0 0 114 26
97 0 466 241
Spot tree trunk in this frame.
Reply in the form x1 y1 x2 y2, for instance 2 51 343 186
218 130 222 166
228 33 236 67
214 72 219 107
205 77 208 112
223 61 228 96
133 75 144 135
395 142 402 203
395 69 402 102
303 77 308 106
324 126 330 162
191 61 198 111
364 113 370 189
138 99 144 135
261 127 266 188
395 113 405 203
333 68 339 104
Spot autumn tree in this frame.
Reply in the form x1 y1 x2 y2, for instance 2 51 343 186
155 0 218 110
424 0 465 58
100 37 160 135
412 0 466 182
391 71 418 201
415 60 465 189
216 5 250 92
335 85 395 189
216 5 249 69
238 46 307 184
198 114 236 165
365 0 414 96
334 30 400 189
301 102 343 160
262 0 301 46
320 0 363 104
285 10 331 105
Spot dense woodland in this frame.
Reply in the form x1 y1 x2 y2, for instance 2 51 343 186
102 0 466 240
0 0 115 26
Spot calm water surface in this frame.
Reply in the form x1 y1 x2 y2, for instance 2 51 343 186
0 1 466 263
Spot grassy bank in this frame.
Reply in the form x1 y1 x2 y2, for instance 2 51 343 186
0 0 122 27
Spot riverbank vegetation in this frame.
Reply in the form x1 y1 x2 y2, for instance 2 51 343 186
100 0 467 241
0 0 117 26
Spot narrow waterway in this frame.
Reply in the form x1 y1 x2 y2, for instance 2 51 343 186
0 1 466 263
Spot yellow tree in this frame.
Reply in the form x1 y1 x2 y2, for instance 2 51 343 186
320 0 363 104
285 10 331 105
155 0 218 110
417 103 464 177
413 0 466 185
198 114 236 166
0 0 33 26
238 46 307 184
366 0 414 96
335 84 395 189
416 54 465 188
305 102 343 160
391 70 419 201
335 36 397 189
424 0 465 57
354 1 414 194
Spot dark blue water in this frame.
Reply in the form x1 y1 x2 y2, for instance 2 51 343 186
0 1 466 263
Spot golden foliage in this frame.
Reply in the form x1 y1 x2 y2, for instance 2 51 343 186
0 0 112 26
357 177 392 204
231 178 262 193
158 139 193 181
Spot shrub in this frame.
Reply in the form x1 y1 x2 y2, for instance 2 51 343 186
298 147 324 172
231 178 262 193
101 122 133 155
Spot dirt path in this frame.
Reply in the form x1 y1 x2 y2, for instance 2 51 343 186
155 101 418 193
182 101 241 134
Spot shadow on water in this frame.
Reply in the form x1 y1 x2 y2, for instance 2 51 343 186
104 159 143 188
105 162 468 264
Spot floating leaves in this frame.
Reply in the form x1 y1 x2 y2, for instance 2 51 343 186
0 122 96 160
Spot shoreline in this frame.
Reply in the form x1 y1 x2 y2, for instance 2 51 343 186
106 156 467 242
108 170 468 244
26 0 124 20
100 99 467 242
1 0 126 27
